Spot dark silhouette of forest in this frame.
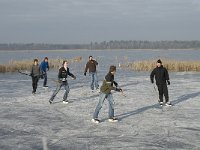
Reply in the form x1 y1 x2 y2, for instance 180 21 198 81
0 40 200 50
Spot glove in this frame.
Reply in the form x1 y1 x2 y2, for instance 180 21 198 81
115 88 122 92
151 79 154 84
167 80 170 85
40 75 44 79
29 74 33 77
57 79 62 83
114 82 118 87
73 76 76 80
57 80 62 83
84 72 86 76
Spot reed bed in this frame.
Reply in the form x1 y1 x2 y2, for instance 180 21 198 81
121 59 200 72
0 56 82 73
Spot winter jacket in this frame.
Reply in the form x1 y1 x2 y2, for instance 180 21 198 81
30 64 40 77
40 61 49 72
58 67 75 82
100 72 118 94
150 65 169 85
84 60 98 73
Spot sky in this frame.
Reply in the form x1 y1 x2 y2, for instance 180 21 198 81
0 0 200 44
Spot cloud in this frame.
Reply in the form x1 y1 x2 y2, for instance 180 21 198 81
0 0 200 43
0 0 199 21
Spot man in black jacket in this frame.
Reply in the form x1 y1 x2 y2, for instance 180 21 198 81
49 60 76 104
150 59 172 106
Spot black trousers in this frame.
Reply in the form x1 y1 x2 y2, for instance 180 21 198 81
157 84 169 103
32 76 39 92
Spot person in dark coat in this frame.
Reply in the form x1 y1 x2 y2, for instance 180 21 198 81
92 65 122 123
150 59 172 106
30 59 41 94
49 60 76 104
84 56 99 91
40 57 49 87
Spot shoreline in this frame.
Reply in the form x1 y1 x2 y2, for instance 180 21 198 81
0 48 199 52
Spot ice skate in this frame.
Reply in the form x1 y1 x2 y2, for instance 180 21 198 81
63 100 69 104
49 100 53 104
91 118 100 124
165 102 172 106
159 102 163 107
108 117 118 122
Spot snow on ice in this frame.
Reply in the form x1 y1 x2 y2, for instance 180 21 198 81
0 68 200 150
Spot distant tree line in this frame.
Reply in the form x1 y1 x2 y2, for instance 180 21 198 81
90 40 200 49
0 40 200 50
0 43 88 50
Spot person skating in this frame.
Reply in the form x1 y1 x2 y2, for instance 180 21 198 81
30 59 41 94
150 59 172 106
49 60 76 104
84 56 99 91
92 65 122 123
40 57 49 88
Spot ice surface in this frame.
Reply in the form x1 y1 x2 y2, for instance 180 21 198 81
0 69 200 150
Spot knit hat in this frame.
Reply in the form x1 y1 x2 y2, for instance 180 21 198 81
109 65 116 72
157 59 162 64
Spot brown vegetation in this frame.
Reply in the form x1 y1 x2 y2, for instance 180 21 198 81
121 59 200 72
0 56 82 73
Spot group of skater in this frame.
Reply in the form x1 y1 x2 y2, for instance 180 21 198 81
29 56 172 123
30 57 49 94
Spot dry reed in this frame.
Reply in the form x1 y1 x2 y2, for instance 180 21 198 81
121 59 200 72
0 56 82 73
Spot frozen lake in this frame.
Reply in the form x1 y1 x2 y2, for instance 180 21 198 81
1 49 200 64
0 49 200 149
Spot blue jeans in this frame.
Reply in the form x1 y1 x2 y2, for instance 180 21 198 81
89 72 99 90
93 93 115 119
50 81 70 101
